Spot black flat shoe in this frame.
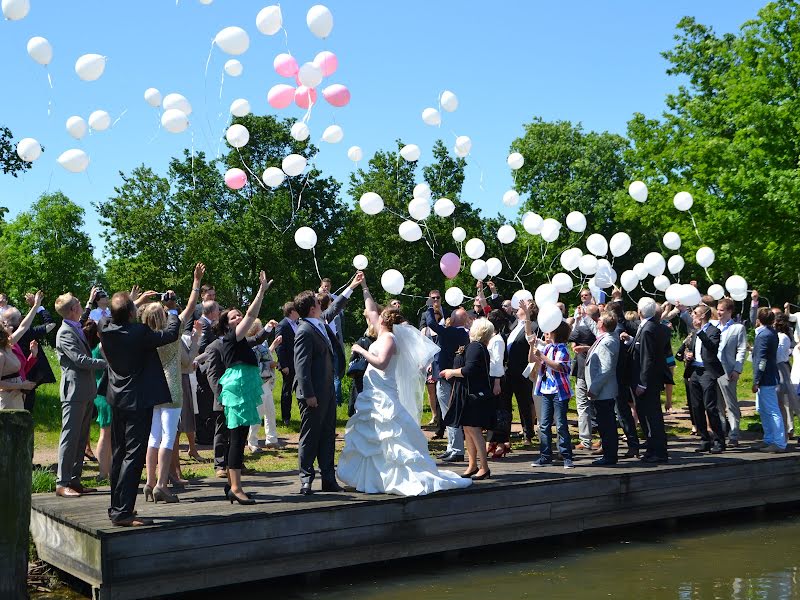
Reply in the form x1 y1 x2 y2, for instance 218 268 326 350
471 470 491 481
227 489 256 505
321 481 343 492
461 468 478 478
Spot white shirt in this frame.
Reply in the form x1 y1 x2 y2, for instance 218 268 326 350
89 307 111 322
777 332 792 364
506 320 526 353
693 323 710 366
487 334 506 377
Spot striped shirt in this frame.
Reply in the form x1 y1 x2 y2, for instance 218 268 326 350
534 343 572 401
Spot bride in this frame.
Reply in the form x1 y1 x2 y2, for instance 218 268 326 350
337 282 472 496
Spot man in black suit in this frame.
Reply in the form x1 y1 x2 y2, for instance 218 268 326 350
629 297 671 463
276 301 299 426
417 289 451 329
685 305 726 453
8 293 57 412
505 302 537 444
194 299 219 445
101 279 188 526
294 271 363 495
605 301 639 458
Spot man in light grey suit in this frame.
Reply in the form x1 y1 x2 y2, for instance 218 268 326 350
716 297 747 447
585 311 620 465
54 292 107 497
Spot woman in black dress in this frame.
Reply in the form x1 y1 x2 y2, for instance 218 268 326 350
440 318 495 480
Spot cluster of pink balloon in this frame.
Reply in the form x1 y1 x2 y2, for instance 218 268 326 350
268 49 350 110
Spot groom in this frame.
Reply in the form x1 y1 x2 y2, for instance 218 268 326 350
294 271 364 495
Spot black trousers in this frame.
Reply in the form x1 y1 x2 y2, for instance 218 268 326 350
633 386 667 459
108 404 152 523
689 368 726 447
213 410 229 470
280 369 295 423
194 372 215 444
298 390 336 485
615 388 639 452
23 388 37 413
507 372 535 440
348 375 364 417
594 398 618 462
227 425 248 469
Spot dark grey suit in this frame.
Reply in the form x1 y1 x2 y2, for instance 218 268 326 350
294 295 348 486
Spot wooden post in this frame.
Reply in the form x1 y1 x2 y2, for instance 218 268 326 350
0 410 34 599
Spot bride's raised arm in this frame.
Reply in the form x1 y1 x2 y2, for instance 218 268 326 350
360 275 381 328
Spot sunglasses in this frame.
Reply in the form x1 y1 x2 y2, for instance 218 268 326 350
430 296 440 300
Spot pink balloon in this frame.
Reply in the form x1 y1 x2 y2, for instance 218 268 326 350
322 84 350 108
273 53 298 78
225 168 247 190
268 84 295 109
313 51 338 77
439 252 461 279
294 86 317 109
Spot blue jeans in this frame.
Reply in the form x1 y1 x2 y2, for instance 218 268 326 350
538 393 572 461
757 385 786 449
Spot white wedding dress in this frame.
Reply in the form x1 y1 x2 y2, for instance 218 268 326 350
337 324 473 496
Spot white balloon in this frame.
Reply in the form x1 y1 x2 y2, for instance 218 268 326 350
628 180 648 203
586 233 608 256
731 290 748 302
262 166 285 188
673 191 694 212
560 248 582 271
552 272 573 294
256 5 283 35
225 123 249 148
408 198 431 221
381 269 404 295
282 154 307 176
434 198 455 217
725 275 747 295
298 62 323 88
465 238 485 260
454 135 471 157
75 54 106 81
471 259 488 281
708 284 725 301
2 0 29 20
538 304 563 334
654 275 671 292
306 4 334 39
413 183 432 201
486 257 502 277
400 144 421 162
224 59 243 77
161 109 189 133
214 26 250 55
445 287 464 307
422 108 441 126
399 221 423 242
321 124 343 144
510 289 532 310
353 254 368 270
347 145 363 162
696 246 715 268
230 98 251 117
16 138 41 162
633 262 649 280
88 110 111 131
522 212 543 235
540 218 561 243
497 225 516 244
57 149 90 173
163 93 192 115
440 90 458 112
578 254 598 275
620 270 640 292
507 152 524 170
294 226 317 250
678 284 701 307
66 116 87 140
27 37 52 66
535 283 559 307
359 192 384 215
667 255 685 274
662 231 682 250
609 232 632 257
144 88 162 108
566 211 587 233
502 190 520 207
452 227 466 242
665 283 682 304
595 261 617 288
290 121 310 141
643 252 666 277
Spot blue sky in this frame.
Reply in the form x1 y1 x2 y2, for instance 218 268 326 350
0 1 763 262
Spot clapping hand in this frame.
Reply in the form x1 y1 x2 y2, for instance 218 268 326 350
29 340 39 358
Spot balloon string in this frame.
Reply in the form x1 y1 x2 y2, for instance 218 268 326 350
46 70 53 89
688 209 703 242
310 247 323 282
703 267 713 282
219 71 225 101
111 108 128 128
235 148 284 232
148 110 162 144
190 130 197 191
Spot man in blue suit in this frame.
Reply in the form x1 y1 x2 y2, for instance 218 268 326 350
751 307 786 452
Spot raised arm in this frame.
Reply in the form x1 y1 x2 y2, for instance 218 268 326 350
179 263 206 324
236 271 272 341
11 290 43 345
361 275 380 328
351 332 395 371
321 271 364 323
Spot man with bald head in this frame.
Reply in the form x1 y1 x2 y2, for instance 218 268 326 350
569 303 600 450
425 303 470 462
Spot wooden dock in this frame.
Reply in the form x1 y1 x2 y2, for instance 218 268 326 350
30 441 800 600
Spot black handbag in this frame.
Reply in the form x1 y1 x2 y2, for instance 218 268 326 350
346 336 372 378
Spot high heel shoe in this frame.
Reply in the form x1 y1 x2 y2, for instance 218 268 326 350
143 484 154 503
227 489 256 505
169 474 188 489
485 442 497 457
471 469 491 481
460 467 479 478
153 487 180 503
492 445 511 459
